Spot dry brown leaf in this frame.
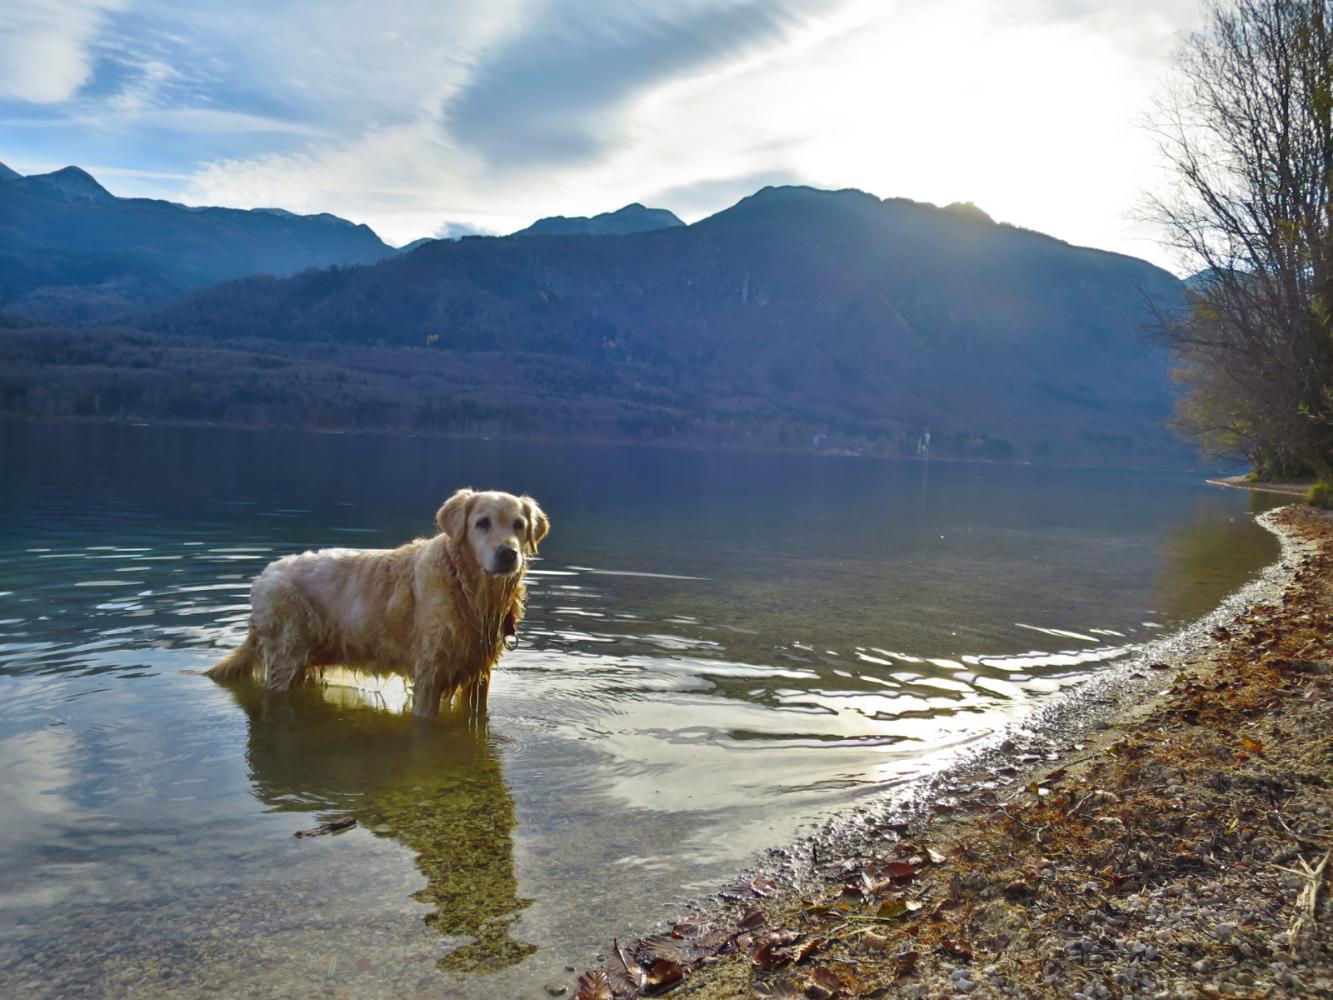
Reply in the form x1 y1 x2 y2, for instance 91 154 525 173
738 907 767 931
894 949 920 977
644 958 683 993
880 861 918 881
576 970 613 1000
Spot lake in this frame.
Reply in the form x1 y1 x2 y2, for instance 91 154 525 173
0 421 1282 998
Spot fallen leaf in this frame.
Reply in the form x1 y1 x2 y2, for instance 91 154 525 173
614 938 647 990
750 940 786 970
607 969 642 997
812 966 849 995
791 937 822 963
738 907 767 931
644 958 683 993
751 977 804 999
893 949 920 977
751 931 803 970
720 882 756 902
575 970 613 1000
639 934 701 966
1241 736 1264 754
693 929 732 955
876 896 923 919
938 938 973 961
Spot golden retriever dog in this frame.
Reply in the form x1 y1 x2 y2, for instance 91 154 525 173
205 489 549 716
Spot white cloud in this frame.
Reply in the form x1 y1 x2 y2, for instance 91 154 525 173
124 0 533 125
6 0 1210 268
0 0 122 103
89 106 336 136
444 0 817 166
105 56 175 116
433 220 494 239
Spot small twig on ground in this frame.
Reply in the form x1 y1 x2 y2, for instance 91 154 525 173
1288 848 1331 946
293 816 356 838
1273 811 1333 849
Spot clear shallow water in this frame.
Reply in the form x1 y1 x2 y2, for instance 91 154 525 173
0 421 1282 998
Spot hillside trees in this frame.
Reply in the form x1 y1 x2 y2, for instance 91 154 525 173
1152 0 1333 484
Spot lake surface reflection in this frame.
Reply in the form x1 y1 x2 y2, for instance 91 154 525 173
0 422 1282 997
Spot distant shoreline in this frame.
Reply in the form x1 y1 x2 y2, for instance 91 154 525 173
0 412 1211 478
1208 473 1312 497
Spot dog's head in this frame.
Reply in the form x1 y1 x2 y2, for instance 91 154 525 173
436 489 550 577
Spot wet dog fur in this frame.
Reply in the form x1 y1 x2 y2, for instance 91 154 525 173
206 489 549 715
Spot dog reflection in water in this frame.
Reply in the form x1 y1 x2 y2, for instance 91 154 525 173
230 677 534 971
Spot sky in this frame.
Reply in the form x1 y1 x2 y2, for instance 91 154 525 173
0 0 1205 269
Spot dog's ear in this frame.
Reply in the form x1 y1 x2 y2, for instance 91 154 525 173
521 497 550 554
435 488 476 540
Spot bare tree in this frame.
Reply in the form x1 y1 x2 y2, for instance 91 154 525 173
1150 0 1333 481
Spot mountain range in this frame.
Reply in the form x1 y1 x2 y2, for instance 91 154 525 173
0 163 395 322
512 203 684 237
0 163 692 323
0 165 1190 467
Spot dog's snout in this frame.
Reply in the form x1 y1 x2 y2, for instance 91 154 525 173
494 545 518 571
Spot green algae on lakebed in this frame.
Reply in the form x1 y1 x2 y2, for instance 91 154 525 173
232 684 536 972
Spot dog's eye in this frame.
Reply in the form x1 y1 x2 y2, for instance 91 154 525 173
514 519 526 533
475 517 491 532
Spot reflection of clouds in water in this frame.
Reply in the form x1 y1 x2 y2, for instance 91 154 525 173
0 545 269 675
500 646 1088 826
0 727 84 910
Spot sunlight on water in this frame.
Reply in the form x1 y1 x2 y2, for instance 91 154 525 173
0 422 1284 999
318 666 415 714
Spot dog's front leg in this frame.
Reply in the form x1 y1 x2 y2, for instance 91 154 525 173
261 644 306 692
412 668 445 717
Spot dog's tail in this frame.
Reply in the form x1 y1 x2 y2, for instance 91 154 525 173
206 634 258 682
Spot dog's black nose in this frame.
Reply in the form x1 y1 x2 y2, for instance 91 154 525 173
494 545 518 571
